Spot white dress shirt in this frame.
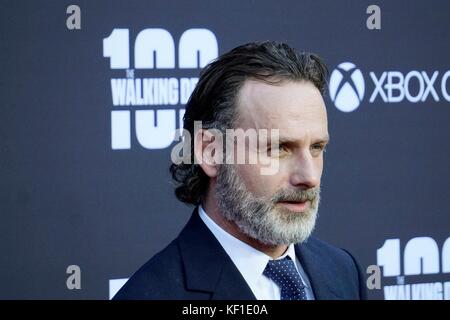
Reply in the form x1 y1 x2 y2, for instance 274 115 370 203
199 205 315 300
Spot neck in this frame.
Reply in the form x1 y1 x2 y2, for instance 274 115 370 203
201 193 288 259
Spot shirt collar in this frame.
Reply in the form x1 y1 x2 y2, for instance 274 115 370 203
198 205 300 288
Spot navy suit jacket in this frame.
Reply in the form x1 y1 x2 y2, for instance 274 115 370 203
113 207 367 300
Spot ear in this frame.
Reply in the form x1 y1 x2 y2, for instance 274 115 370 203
194 129 221 178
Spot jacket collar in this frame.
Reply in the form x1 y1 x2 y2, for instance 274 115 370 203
295 241 345 299
178 207 343 300
177 207 256 300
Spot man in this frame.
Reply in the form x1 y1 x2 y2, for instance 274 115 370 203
114 41 367 300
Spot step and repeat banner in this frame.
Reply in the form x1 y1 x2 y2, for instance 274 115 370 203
1 0 449 299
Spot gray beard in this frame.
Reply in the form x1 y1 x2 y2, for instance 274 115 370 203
215 164 320 246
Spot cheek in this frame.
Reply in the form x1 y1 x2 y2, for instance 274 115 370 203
316 156 324 177
310 156 324 188
237 164 284 197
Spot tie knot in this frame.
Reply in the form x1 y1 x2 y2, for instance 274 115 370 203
263 256 307 300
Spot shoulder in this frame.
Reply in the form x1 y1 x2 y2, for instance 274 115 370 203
112 239 187 300
300 236 368 299
113 209 219 300
304 236 359 270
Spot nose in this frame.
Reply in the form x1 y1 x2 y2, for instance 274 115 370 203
288 150 321 190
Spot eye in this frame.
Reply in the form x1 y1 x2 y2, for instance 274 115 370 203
267 143 289 156
277 144 289 152
311 143 327 153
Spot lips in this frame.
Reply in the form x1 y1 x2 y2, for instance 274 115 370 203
278 200 310 213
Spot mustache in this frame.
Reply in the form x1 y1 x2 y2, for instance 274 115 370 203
271 187 320 203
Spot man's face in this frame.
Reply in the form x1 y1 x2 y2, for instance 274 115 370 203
215 79 329 245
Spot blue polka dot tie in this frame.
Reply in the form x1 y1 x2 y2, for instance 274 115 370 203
263 256 308 300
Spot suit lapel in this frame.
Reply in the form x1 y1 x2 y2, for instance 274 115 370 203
177 208 256 300
177 208 345 300
210 259 257 300
295 241 343 300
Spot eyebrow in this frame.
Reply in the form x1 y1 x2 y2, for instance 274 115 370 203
314 136 331 145
276 135 331 146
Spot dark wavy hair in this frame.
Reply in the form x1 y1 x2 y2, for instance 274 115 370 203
170 41 328 205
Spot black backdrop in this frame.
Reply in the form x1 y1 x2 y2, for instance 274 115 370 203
1 0 449 299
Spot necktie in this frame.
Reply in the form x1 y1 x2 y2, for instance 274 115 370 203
263 256 307 300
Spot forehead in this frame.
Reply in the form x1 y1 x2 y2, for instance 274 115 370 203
236 79 328 139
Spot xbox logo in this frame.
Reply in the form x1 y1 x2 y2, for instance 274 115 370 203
329 62 365 112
